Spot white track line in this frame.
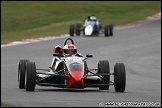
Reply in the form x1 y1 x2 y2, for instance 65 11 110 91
115 12 161 30
1 34 69 48
1 12 161 48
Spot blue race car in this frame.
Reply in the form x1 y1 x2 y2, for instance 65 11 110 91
69 15 114 37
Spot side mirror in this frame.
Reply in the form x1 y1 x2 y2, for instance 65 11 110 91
86 54 93 58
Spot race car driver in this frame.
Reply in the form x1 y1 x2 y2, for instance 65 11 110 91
90 16 100 26
63 43 83 57
63 43 77 56
84 14 100 28
50 44 82 71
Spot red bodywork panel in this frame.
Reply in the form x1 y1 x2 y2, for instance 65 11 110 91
67 71 84 88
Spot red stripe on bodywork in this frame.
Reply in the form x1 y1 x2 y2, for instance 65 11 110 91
67 71 84 88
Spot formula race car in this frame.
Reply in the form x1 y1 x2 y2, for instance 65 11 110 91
69 15 114 37
18 38 126 92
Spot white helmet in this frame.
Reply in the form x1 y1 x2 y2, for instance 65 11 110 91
63 44 77 55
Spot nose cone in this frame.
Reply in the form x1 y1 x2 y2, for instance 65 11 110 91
67 71 84 88
85 25 93 35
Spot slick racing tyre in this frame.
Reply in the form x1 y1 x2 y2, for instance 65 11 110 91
108 24 113 36
104 25 109 37
25 62 36 91
98 60 110 90
104 24 114 37
18 59 30 89
69 24 75 36
76 23 81 36
114 63 126 92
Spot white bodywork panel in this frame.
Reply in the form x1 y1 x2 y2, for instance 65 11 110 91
51 55 85 72
85 25 93 35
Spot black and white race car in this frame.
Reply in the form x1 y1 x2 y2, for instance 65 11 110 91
18 38 126 92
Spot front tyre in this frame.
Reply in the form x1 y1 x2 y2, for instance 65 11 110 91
114 63 126 92
98 60 110 90
25 62 36 91
69 24 75 36
76 23 81 36
18 59 30 89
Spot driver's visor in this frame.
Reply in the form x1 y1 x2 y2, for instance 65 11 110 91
64 49 77 54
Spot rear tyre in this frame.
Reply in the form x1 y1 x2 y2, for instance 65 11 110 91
114 63 126 92
108 24 114 36
76 23 81 36
69 24 75 36
98 60 110 90
25 62 36 91
104 25 109 37
18 59 30 89
104 24 114 37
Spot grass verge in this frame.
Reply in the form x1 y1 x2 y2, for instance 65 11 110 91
1 103 15 107
1 1 161 44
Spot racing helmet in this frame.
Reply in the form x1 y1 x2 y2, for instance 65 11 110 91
90 16 97 21
54 45 63 54
63 44 77 55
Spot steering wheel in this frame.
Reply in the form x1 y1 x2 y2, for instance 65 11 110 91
64 38 74 46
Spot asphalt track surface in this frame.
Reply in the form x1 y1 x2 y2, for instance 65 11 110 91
1 20 161 107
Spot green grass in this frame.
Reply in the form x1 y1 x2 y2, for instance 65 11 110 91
1 103 15 107
1 1 161 44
